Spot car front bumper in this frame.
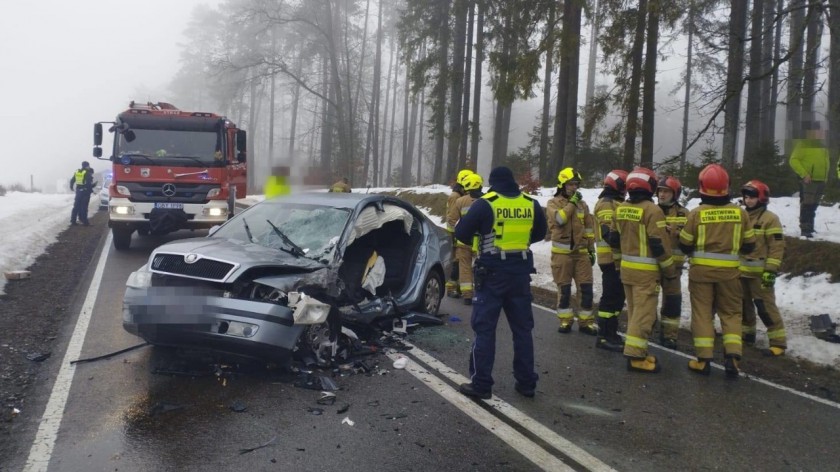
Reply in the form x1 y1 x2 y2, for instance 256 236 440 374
123 285 305 361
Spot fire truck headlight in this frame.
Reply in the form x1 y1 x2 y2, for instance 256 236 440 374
205 207 225 217
115 185 131 197
207 188 221 198
113 205 134 215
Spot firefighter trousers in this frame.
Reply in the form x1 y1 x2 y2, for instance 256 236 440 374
741 277 787 348
659 267 683 341
623 283 659 358
689 278 743 359
456 246 475 299
551 253 594 324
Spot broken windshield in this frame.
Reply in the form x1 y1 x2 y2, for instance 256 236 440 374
117 129 224 166
214 201 351 262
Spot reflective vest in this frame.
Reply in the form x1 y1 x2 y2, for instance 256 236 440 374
479 191 534 255
74 169 87 189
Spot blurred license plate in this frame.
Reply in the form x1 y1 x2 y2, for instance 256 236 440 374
155 202 183 209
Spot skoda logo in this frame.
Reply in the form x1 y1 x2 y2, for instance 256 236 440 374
184 253 199 264
162 183 177 197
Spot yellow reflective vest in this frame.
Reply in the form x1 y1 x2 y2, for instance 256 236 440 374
479 191 534 254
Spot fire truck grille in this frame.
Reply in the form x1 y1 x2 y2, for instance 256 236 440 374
150 253 236 281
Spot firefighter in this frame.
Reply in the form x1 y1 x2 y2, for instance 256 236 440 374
656 175 688 349
70 161 96 226
593 169 628 352
739 180 787 356
329 177 351 193
446 169 474 298
454 166 547 399
679 164 756 378
609 168 676 373
447 173 484 305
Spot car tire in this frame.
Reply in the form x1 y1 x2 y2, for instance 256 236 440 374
417 269 444 316
113 227 133 251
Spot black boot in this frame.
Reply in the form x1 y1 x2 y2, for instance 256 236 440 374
596 316 624 352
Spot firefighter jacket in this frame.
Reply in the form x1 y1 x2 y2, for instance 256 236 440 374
448 193 480 249
594 196 621 265
789 139 830 182
329 180 351 193
446 188 465 233
659 202 689 266
739 206 784 278
546 194 594 256
608 199 675 285
679 202 756 282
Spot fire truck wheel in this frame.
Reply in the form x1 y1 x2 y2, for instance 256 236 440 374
112 227 133 251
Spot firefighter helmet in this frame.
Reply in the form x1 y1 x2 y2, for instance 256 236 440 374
557 167 583 188
626 167 658 194
462 173 483 191
657 176 682 197
603 170 628 193
698 164 730 197
456 169 474 185
741 179 770 204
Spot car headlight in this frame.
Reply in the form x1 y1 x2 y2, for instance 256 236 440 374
207 188 221 198
126 269 152 288
289 292 330 324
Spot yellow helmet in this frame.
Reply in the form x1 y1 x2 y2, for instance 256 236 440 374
557 167 582 187
456 169 474 185
462 173 483 191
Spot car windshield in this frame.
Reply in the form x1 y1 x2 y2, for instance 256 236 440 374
213 201 351 262
117 129 223 166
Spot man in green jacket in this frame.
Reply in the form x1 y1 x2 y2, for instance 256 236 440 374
789 122 830 238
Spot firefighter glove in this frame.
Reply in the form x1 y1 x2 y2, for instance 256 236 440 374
588 250 595 266
761 271 776 288
569 191 583 205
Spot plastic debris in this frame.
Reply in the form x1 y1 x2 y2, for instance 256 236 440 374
239 436 277 455
336 403 350 414
317 392 337 405
810 314 840 343
392 356 408 369
341 417 354 426
11 408 20 417
26 352 51 362
449 316 462 323
307 407 324 416
4 270 31 280
229 400 247 413
295 374 339 391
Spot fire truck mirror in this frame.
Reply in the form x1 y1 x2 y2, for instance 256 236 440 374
93 147 103 158
236 130 247 152
124 130 136 143
94 123 103 146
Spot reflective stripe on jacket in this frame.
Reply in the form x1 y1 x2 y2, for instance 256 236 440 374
739 206 784 276
610 200 674 282
680 203 756 274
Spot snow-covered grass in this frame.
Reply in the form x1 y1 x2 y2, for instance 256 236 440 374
1 186 838 368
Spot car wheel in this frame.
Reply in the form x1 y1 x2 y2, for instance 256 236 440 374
418 269 444 315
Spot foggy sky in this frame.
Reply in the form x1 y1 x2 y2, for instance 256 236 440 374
0 0 220 192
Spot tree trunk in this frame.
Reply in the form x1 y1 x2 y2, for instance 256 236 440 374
721 0 747 170
785 0 805 152
352 0 372 124
433 0 452 183
743 0 764 165
469 3 485 169
288 56 302 161
458 0 475 168
563 0 583 168
539 4 556 182
247 75 259 194
622 0 647 169
418 86 426 183
386 49 400 186
679 1 694 174
448 0 468 178
379 38 395 186
583 0 599 149
365 0 384 186
828 0 840 183
760 0 777 145
801 2 823 122
401 53 412 186
552 0 575 177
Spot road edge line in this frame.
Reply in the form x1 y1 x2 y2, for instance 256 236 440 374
23 233 113 472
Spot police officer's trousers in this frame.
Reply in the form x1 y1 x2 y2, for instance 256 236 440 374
468 270 538 392
71 190 91 224
623 282 659 358
741 277 787 348
689 277 743 359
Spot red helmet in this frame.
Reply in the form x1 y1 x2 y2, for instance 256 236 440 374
603 170 628 193
741 179 770 204
698 164 730 197
626 167 658 194
657 176 682 197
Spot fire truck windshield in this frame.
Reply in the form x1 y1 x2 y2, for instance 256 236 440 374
117 129 225 166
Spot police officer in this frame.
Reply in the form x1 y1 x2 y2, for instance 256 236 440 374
739 180 787 356
546 167 597 335
680 164 756 378
447 173 484 305
609 168 676 373
446 169 474 298
594 170 628 351
455 166 547 399
70 161 96 226
656 175 689 349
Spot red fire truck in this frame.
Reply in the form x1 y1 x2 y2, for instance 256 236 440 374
93 102 247 250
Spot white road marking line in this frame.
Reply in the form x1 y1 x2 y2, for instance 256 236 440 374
386 352 576 472
531 302 840 410
393 343 617 472
23 233 112 472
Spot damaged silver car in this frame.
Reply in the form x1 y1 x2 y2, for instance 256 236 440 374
123 192 451 362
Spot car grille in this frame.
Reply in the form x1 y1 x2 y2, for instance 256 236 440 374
150 253 237 281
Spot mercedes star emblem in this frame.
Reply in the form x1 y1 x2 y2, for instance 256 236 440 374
162 183 177 197
184 253 199 264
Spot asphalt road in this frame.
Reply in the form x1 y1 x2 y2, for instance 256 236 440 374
13 227 840 471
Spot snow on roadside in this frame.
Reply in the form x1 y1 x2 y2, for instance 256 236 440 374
0 192 77 295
